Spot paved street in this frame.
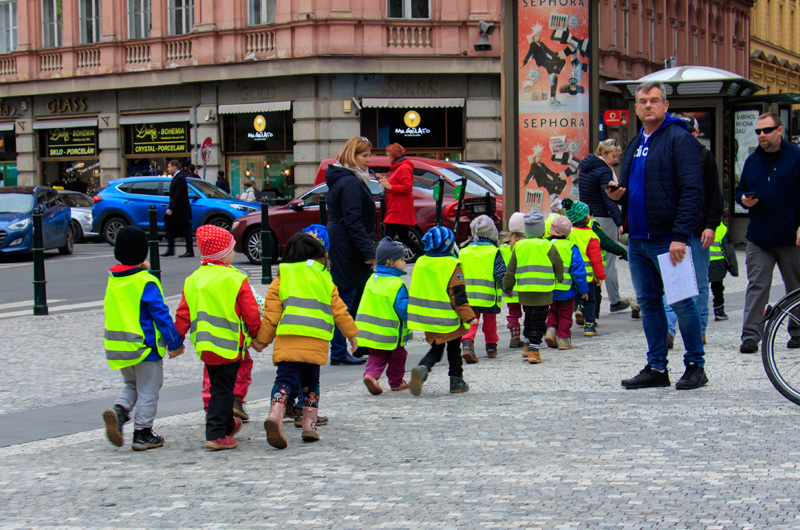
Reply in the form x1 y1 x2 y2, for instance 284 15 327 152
1 250 800 529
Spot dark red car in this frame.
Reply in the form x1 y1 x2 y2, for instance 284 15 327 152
232 162 500 264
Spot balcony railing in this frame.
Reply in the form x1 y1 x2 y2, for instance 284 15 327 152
126 43 151 66
77 48 101 69
0 56 16 76
387 25 432 48
245 30 276 55
40 52 63 72
166 39 192 62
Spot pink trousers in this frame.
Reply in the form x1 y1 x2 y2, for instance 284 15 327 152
363 347 408 389
546 299 576 338
202 349 253 410
506 302 522 329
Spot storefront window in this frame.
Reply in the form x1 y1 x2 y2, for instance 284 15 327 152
222 111 293 153
360 107 464 156
38 127 99 190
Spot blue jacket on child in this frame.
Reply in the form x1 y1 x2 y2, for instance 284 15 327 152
552 245 590 302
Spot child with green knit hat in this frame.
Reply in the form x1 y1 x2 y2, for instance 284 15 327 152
564 198 606 336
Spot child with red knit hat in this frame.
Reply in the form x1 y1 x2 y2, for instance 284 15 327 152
172 225 262 450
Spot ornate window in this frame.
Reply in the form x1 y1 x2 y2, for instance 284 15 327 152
42 0 62 48
169 0 193 35
128 0 151 40
387 0 430 19
79 0 102 44
248 0 275 25
0 0 17 53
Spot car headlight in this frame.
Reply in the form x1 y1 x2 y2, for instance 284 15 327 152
232 220 241 231
7 236 24 247
8 218 31 231
231 203 259 212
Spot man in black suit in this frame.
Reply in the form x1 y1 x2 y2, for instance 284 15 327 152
162 159 194 257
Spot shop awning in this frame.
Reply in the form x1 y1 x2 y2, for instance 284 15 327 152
33 118 99 129
119 113 191 125
361 98 465 108
217 101 292 114
0 122 14 132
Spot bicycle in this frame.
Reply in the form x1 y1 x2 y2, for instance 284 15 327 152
762 287 800 405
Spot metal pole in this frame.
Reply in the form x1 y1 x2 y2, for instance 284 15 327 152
434 177 444 227
260 196 273 284
379 194 386 239
319 194 327 226
32 206 48 316
485 191 493 218
453 178 466 237
148 205 161 281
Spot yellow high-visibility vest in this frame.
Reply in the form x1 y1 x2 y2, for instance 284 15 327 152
710 223 728 261
568 227 600 282
408 255 468 333
184 264 248 360
512 238 556 293
552 238 575 292
500 243 519 303
104 270 166 369
460 243 501 308
277 259 336 340
355 274 409 350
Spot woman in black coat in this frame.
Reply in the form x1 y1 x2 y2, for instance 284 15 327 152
325 136 377 365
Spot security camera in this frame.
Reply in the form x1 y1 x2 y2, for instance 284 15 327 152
352 97 362 111
204 110 213 122
477 20 495 35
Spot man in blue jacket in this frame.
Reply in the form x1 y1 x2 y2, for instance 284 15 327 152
607 81 706 390
735 112 800 354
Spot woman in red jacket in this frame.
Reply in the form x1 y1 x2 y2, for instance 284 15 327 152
378 143 424 258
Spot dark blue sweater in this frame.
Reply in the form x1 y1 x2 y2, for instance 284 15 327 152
578 154 623 226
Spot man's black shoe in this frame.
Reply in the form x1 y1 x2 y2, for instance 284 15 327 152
330 353 366 365
621 364 670 389
609 300 631 313
352 347 370 358
675 362 708 390
178 251 195 258
161 251 174 257
740 339 758 354
788 337 800 349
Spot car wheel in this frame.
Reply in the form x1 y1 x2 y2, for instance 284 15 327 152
102 217 129 246
71 220 84 243
244 227 279 265
395 226 423 262
59 225 74 255
207 216 232 232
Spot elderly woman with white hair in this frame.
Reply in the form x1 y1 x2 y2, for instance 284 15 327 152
578 139 635 315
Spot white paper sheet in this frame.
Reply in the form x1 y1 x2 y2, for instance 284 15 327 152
657 247 699 305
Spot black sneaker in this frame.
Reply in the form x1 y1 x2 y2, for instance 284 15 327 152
675 363 709 390
132 428 165 451
449 376 470 393
631 303 641 319
621 364 670 389
788 337 800 349
102 404 129 447
714 307 729 321
609 300 631 313
740 339 758 354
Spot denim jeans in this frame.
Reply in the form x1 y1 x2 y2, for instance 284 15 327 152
330 287 358 361
666 238 711 336
628 238 705 370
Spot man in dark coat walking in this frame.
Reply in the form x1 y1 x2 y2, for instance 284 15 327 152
162 159 194 257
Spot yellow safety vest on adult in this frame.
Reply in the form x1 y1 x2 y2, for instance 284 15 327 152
710 223 727 261
460 243 502 308
408 255 469 333
356 274 410 350
183 264 249 360
568 228 601 282
104 270 167 369
500 243 519 303
512 238 557 292
277 260 336 340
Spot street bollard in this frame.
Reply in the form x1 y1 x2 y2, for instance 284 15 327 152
260 196 273 284
452 178 467 237
32 206 48 316
379 195 386 239
434 177 444 227
485 192 493 218
147 205 162 281
319 194 327 226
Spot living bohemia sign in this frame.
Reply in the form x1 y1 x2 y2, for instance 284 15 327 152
43 128 98 158
129 123 189 154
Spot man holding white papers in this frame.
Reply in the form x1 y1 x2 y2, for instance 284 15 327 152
606 81 706 390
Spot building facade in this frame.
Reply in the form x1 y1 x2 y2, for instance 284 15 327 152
0 0 502 194
749 0 800 97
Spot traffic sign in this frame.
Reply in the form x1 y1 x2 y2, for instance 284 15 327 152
201 137 212 163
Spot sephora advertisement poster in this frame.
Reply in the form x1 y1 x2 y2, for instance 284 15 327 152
517 1 591 214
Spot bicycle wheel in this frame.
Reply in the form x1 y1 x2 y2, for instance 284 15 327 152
762 288 800 405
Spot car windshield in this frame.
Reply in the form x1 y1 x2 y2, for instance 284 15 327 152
298 180 384 207
436 167 495 196
0 193 34 213
60 193 93 207
451 164 503 195
190 179 232 199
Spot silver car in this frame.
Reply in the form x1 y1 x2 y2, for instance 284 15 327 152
57 190 99 242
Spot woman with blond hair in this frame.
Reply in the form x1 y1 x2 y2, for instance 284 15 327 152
578 138 632 315
325 136 377 365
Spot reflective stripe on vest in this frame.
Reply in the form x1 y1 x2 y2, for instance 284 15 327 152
512 238 556 292
500 243 519 303
460 243 501 308
552 238 575 291
407 255 467 333
104 270 166 369
277 260 336 340
710 223 728 261
355 274 409 350
568 227 600 282
184 264 248 360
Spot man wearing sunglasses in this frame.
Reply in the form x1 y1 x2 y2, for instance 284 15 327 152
735 112 800 355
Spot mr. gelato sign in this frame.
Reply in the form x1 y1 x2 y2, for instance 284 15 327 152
395 110 431 138
247 115 275 141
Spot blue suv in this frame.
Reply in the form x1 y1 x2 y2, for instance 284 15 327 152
0 186 73 256
92 177 259 245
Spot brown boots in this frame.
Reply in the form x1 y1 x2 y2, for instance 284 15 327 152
524 343 542 364
301 406 320 442
264 401 288 449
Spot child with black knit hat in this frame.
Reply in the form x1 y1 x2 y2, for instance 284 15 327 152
102 226 184 450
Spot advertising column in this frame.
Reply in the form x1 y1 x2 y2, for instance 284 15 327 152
516 1 591 214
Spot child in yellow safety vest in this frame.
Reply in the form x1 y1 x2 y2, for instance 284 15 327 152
102 227 184 450
563 198 606 336
459 215 506 362
500 212 526 348
173 225 263 451
502 211 564 364
358 237 411 394
253 232 358 449
544 215 590 350
708 218 739 321
408 226 477 396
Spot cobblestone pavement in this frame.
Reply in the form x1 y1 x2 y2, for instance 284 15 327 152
2 254 800 529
